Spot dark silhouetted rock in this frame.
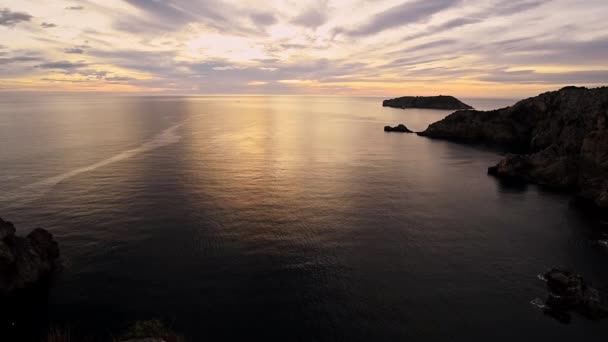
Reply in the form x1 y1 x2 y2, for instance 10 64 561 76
0 217 59 296
419 86 608 212
541 268 608 322
384 124 413 133
383 95 473 110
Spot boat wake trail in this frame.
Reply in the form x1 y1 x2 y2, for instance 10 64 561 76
1 121 185 208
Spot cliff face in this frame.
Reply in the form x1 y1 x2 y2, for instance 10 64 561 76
0 217 59 296
419 86 608 211
383 95 473 110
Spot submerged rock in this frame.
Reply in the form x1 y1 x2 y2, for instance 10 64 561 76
0 217 59 296
419 86 608 212
384 124 413 133
383 95 473 110
541 268 608 322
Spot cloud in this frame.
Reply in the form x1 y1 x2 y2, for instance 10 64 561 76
37 61 89 70
400 0 547 41
497 0 548 16
291 8 328 28
88 49 179 76
113 0 260 36
381 55 460 69
1 0 608 96
401 17 482 41
40 71 134 84
392 39 459 55
0 8 33 27
64 48 85 54
250 12 277 26
0 56 42 64
40 77 89 83
105 76 136 82
280 43 308 49
479 69 608 84
481 36 608 66
340 0 460 37
213 65 248 71
120 0 227 27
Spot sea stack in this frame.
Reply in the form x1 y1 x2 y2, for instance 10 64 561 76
382 95 473 110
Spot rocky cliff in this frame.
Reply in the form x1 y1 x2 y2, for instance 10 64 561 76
0 217 59 296
383 95 473 110
418 86 608 211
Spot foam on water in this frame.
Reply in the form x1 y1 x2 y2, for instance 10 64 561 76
531 298 546 309
0 122 184 208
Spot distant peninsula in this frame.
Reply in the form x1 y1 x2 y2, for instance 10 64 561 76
382 95 473 110
418 86 608 213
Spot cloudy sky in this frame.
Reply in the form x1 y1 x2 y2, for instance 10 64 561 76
1 0 607 97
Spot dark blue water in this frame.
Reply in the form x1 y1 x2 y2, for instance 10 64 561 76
1 95 607 341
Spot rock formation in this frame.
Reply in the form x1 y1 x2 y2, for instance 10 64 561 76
0 217 59 296
383 95 473 110
384 124 413 133
541 268 608 323
419 86 608 212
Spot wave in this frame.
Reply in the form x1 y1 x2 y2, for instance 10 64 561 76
0 121 184 208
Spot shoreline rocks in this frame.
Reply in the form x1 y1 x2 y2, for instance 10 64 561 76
383 95 473 110
541 268 608 323
384 124 413 133
0 217 59 296
419 86 608 213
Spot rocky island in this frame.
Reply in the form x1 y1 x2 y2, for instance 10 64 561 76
541 268 608 323
0 217 59 296
383 95 473 110
384 124 413 133
419 86 608 213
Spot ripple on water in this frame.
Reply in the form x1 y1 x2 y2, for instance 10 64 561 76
0 122 184 209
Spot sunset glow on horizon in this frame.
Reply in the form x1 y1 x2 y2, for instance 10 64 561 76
1 0 608 98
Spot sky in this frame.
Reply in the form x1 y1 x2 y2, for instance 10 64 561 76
0 0 607 98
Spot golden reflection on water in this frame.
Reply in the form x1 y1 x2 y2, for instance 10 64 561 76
182 97 386 213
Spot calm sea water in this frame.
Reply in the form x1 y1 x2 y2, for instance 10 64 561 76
0 95 607 341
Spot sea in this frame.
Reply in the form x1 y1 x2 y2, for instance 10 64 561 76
1 95 607 341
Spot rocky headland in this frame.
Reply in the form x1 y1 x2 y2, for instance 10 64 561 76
0 217 59 296
383 95 473 110
418 86 608 213
384 124 413 133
